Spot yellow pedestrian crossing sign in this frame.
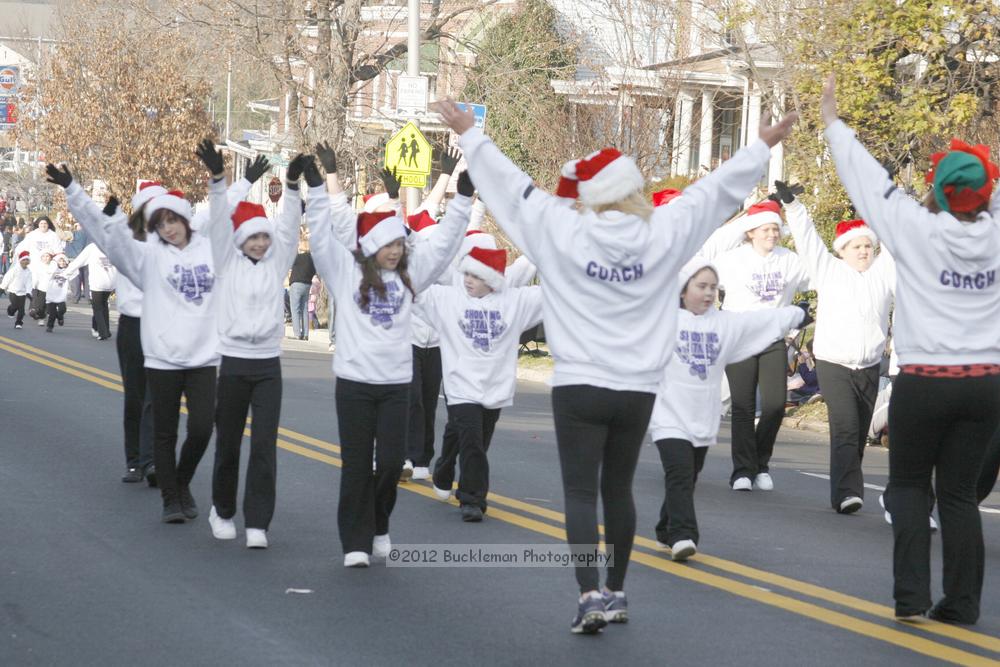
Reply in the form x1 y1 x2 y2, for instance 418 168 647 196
385 121 432 188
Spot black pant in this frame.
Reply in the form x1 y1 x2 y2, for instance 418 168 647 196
433 418 459 491
146 366 217 503
73 265 88 301
552 384 655 593
29 289 45 320
116 315 153 470
816 360 880 509
335 378 409 554
45 301 66 329
977 423 1000 503
441 403 501 510
7 293 25 325
213 356 282 530
888 372 1000 623
654 439 707 546
406 345 442 466
726 339 787 483
91 290 111 339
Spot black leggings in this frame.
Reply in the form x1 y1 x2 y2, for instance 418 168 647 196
887 372 1000 623
816 360 880 509
655 439 708 546
116 315 153 470
552 384 655 593
146 366 217 502
726 339 787 483
29 289 46 320
91 290 112 339
44 302 66 329
335 378 409 554
7 293 25 325
213 356 282 530
406 345 442 467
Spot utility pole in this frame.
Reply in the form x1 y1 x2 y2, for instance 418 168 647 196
225 53 232 142
405 0 420 216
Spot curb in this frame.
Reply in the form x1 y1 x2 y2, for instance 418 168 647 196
782 416 830 434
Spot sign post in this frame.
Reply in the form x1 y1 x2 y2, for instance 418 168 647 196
396 75 429 116
384 121 432 190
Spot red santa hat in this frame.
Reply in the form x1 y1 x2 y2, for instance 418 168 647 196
231 201 274 249
652 188 682 207
145 190 193 223
556 160 580 199
458 229 497 259
832 219 878 253
17 250 29 261
563 148 644 208
737 200 785 235
132 180 167 213
357 211 407 257
407 210 437 233
362 192 392 213
459 246 507 292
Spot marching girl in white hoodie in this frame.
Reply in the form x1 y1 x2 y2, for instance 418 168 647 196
823 75 1000 625
27 250 52 324
41 253 75 332
650 257 807 562
1 250 31 328
64 180 165 484
66 242 117 340
306 155 471 568
714 199 810 492
195 144 300 550
418 246 543 522
781 182 895 514
437 98 796 635
49 157 220 525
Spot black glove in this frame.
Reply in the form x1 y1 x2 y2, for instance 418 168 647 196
45 163 73 189
245 155 270 184
456 170 475 197
195 138 225 177
102 196 120 216
439 146 461 176
380 167 401 199
772 180 805 204
796 301 813 328
315 141 337 174
286 153 308 187
303 155 324 188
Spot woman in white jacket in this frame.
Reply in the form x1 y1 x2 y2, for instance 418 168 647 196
306 155 470 569
650 257 807 561
782 183 894 514
714 200 810 492
823 75 1000 625
66 242 117 340
49 157 220 526
436 98 796 635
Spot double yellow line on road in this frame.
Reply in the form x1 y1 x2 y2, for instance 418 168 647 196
1 334 998 665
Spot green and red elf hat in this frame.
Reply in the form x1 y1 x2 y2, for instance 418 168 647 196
925 140 1000 214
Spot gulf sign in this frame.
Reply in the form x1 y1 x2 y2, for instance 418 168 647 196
0 66 19 94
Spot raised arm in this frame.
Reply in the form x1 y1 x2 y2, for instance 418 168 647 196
196 139 233 271
408 179 474 293
784 199 836 284
305 173 355 291
274 185 303 272
417 147 462 216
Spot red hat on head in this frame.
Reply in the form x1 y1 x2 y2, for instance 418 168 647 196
833 219 878 253
556 159 580 200
18 250 29 261
562 148 644 207
458 229 497 259
925 139 1000 213
407 210 437 234
362 192 392 213
132 180 167 212
145 190 192 224
459 246 507 291
738 199 784 234
231 201 273 250
652 188 682 207
357 211 406 257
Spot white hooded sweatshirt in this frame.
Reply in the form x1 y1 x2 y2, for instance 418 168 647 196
458 126 773 393
66 243 117 292
826 119 1000 365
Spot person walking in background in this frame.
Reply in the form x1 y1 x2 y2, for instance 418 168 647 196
288 234 315 340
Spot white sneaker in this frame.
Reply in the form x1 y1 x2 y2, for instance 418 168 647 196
208 506 237 540
754 473 774 491
37 319 44 326
328 342 336 352
400 460 414 482
344 551 370 568
433 484 452 501
246 528 268 549
732 477 753 491
373 534 391 559
929 515 939 532
91 328 99 338
412 466 431 481
879 493 892 525
670 539 697 562
839 496 864 514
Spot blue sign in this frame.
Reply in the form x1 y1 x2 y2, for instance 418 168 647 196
457 103 487 129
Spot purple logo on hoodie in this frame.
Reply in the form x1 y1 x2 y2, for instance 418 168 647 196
747 270 784 302
168 264 215 305
676 330 720 381
459 309 507 352
357 280 404 329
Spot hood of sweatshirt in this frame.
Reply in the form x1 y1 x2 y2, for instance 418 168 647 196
930 211 1000 266
585 210 651 266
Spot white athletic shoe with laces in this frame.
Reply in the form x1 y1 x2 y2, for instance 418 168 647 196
412 466 431 481
732 477 753 491
208 506 237 540
373 534 392 559
246 528 268 549
754 472 774 491
670 539 697 562
344 551 370 568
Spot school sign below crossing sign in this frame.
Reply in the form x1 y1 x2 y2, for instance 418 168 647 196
384 121 431 188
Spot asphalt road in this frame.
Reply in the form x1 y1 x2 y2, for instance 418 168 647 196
1 305 998 666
